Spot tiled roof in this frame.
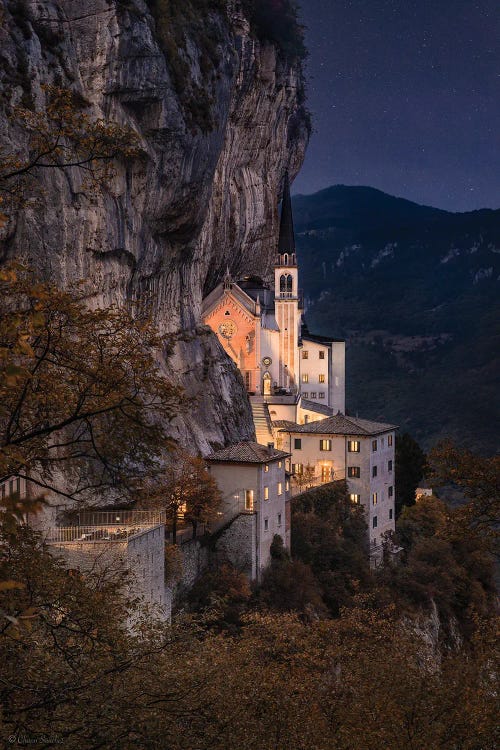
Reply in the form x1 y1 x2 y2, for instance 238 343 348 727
280 413 397 436
206 441 290 464
300 398 334 416
272 420 299 430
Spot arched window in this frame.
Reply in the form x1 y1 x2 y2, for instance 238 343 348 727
280 274 293 297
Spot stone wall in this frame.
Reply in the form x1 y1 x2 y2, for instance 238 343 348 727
215 514 257 579
48 525 169 621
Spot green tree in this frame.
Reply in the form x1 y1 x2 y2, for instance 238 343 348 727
395 432 427 514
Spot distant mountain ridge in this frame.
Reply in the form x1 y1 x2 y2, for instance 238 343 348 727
292 186 500 453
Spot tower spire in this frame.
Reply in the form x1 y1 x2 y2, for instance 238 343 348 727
278 170 296 256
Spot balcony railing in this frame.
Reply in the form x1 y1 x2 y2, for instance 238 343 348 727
67 509 166 527
45 522 163 545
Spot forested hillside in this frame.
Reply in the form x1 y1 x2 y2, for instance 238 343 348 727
293 186 500 453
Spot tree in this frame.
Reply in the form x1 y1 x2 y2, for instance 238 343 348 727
395 433 427 514
291 462 316 493
0 86 140 225
0 267 182 507
139 449 221 542
291 483 370 616
428 440 500 541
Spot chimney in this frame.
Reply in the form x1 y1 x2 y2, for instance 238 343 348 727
267 442 274 454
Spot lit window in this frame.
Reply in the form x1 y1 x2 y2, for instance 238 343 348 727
348 440 360 452
372 493 378 505
373 516 378 528
286 480 290 491
278 482 282 495
372 440 378 452
321 466 331 483
319 439 331 451
293 463 303 475
264 464 269 473
294 438 302 449
278 461 282 468
388 434 393 446
349 493 360 504
388 486 393 497
319 351 325 359
372 465 377 477
319 392 325 399
388 460 393 472
348 466 360 478
277 513 282 526
319 374 326 383
302 350 309 359
264 486 269 501
302 374 309 383
245 490 254 511
264 518 269 531
310 392 317 398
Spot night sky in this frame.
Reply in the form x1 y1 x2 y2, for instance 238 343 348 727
293 0 499 212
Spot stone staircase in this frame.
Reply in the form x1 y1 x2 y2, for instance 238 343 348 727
250 396 274 445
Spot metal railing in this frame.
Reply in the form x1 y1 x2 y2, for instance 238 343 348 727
69 509 166 527
45 522 163 545
290 470 346 497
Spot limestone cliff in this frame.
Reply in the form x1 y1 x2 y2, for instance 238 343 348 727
0 0 309 452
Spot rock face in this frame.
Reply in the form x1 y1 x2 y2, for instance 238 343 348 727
0 0 309 452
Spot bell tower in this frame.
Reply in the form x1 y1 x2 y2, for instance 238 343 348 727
274 171 301 391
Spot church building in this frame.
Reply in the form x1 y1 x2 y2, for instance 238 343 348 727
202 172 396 553
202 173 345 422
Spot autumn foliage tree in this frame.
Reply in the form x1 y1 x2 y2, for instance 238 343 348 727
0 86 140 228
0 267 182 507
139 449 222 542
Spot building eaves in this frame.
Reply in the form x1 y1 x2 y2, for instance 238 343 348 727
280 413 397 436
206 441 290 464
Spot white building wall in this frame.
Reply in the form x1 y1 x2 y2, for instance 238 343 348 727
208 458 288 579
260 327 280 389
298 340 330 404
367 432 396 545
283 430 396 547
331 342 346 413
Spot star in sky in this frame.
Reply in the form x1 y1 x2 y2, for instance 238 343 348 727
293 0 500 211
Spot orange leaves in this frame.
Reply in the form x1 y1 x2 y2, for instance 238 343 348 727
0 86 141 224
0 266 182 504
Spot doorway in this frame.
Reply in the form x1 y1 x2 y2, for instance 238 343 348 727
262 372 272 396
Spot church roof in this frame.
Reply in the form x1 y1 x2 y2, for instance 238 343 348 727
279 413 397 436
206 441 290 464
278 171 296 255
201 279 259 319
